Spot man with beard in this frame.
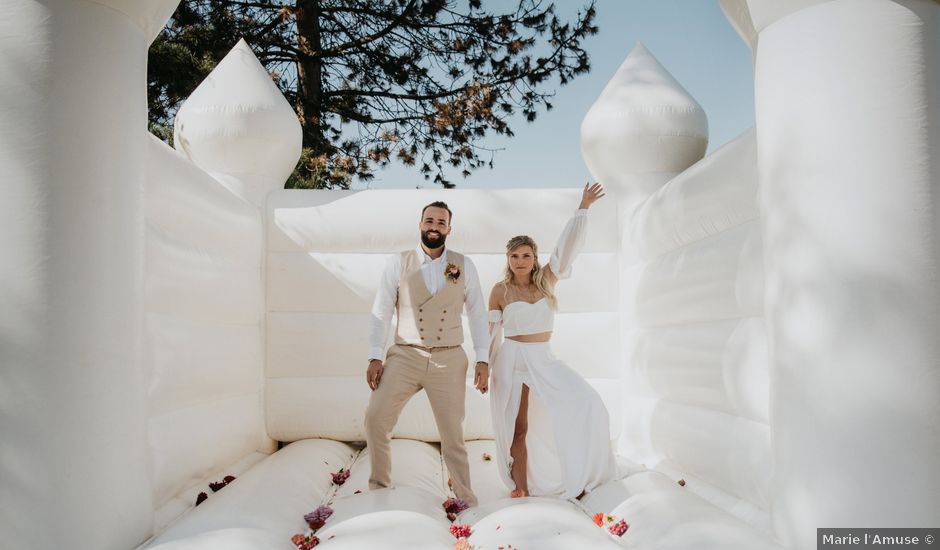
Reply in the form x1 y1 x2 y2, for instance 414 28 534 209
364 201 489 506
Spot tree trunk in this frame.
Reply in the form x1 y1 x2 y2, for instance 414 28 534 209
296 0 327 153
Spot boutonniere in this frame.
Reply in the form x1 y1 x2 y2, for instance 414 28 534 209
444 263 461 283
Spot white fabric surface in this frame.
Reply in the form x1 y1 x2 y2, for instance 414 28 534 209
143 438 781 549
630 319 770 423
144 439 358 548
145 136 261 262
149 394 269 507
144 136 273 510
623 151 769 520
635 221 763 327
152 451 269 535
743 0 831 33
718 0 758 51
0 4 154 548
631 128 758 260
581 471 782 549
464 498 624 550
654 459 771 533
754 0 940 545
650 401 771 509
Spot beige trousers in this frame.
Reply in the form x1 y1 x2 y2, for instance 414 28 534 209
364 344 477 506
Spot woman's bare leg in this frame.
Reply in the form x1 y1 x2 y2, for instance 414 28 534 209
509 383 530 497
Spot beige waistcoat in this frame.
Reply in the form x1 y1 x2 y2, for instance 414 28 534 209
394 249 466 348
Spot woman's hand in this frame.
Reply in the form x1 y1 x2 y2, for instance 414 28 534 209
474 362 489 394
579 181 605 209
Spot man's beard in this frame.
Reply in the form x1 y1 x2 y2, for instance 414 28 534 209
421 230 446 249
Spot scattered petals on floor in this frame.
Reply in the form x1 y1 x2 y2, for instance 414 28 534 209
303 505 334 530
443 497 470 521
331 468 350 485
208 474 236 492
608 519 629 537
593 511 630 538
290 533 320 549
450 524 472 538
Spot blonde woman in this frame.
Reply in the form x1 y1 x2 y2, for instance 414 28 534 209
488 182 616 500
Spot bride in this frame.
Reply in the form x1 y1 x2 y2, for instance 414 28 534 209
487 182 617 500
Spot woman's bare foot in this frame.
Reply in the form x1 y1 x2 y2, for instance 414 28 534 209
510 489 528 498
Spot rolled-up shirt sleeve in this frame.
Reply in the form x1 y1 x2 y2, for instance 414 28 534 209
462 258 490 363
548 208 588 280
368 254 401 361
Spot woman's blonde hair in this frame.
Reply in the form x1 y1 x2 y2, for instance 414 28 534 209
501 235 558 309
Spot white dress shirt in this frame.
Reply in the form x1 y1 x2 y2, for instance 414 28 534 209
369 246 489 363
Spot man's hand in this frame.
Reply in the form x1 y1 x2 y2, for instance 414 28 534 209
474 362 489 394
367 359 384 391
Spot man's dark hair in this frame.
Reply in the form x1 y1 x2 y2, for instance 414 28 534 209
421 201 453 225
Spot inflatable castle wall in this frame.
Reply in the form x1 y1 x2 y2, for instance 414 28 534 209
1 1 938 549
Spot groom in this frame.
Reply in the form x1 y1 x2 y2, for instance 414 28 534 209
364 201 489 506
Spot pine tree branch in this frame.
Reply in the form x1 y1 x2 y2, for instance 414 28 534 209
317 0 417 57
223 0 285 9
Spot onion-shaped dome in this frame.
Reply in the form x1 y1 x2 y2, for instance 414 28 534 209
581 43 708 178
174 39 302 200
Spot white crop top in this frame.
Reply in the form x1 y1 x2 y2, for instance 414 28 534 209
489 298 554 337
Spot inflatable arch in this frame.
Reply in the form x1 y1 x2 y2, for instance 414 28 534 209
1 1 938 549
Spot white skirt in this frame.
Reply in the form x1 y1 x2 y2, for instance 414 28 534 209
489 339 616 499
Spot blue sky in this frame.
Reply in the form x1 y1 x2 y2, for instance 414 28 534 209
358 0 755 189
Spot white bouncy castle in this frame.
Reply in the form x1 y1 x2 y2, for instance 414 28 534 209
1 1 939 549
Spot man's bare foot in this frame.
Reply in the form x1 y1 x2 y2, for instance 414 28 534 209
510 489 528 498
